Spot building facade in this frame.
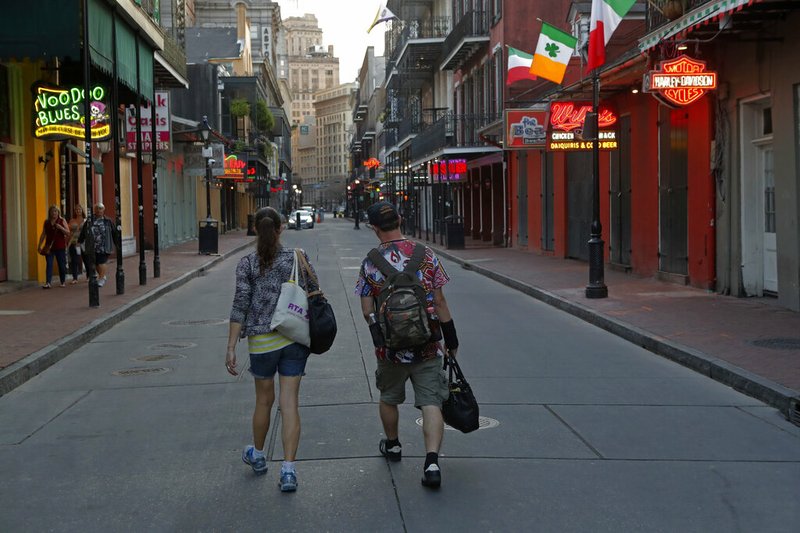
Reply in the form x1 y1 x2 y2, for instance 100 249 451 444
314 83 356 210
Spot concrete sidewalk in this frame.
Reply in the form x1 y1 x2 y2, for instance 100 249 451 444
413 234 800 419
0 231 255 395
3 223 799 422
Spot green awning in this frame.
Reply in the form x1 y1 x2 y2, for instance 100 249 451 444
115 21 137 95
0 0 80 62
138 39 154 101
89 0 113 75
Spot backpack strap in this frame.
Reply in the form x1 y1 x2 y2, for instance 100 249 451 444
367 248 397 278
403 244 426 275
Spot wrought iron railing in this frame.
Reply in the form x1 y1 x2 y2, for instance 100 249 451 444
381 127 399 152
410 113 501 161
387 16 451 63
646 0 712 31
440 10 489 66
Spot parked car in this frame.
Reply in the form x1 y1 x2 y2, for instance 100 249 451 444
288 210 314 229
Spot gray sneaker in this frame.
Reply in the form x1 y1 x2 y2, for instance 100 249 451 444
242 445 267 475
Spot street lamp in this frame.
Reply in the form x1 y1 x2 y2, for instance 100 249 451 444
198 116 218 254
200 116 212 219
354 179 361 230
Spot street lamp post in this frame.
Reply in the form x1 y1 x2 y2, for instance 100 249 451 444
198 116 218 254
353 179 361 230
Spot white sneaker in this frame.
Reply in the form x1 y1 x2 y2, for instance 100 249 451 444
97 277 106 287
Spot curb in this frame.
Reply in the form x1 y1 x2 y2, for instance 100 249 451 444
432 246 799 418
0 242 253 397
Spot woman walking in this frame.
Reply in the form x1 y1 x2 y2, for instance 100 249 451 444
37 205 70 288
225 206 318 493
67 204 87 284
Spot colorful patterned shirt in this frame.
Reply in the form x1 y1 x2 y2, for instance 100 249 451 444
355 239 450 363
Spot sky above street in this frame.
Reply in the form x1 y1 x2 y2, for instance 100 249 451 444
276 0 387 83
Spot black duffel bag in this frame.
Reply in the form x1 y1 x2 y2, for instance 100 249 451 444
297 253 337 354
441 355 480 433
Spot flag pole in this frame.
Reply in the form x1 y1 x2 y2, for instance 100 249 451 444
585 70 607 298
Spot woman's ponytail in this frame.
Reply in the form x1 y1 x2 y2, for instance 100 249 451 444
255 207 283 273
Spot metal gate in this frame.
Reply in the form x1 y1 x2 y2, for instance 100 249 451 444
610 114 632 266
658 107 688 275
567 152 592 260
517 152 528 246
542 152 554 251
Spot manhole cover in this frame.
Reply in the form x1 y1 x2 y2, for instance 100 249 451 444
112 367 171 377
132 354 186 362
415 416 499 431
165 319 228 327
750 338 800 350
149 342 197 350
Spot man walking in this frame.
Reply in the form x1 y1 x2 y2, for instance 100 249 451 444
355 202 460 488
80 203 117 287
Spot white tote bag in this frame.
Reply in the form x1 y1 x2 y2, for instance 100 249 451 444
270 249 311 346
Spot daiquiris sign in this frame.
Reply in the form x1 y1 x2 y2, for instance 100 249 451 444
546 102 618 152
32 83 111 141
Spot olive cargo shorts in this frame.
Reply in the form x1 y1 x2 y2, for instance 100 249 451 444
375 357 449 408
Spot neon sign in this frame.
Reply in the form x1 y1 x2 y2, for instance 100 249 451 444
363 157 381 169
32 83 111 141
547 101 618 152
430 159 467 182
223 154 246 179
646 55 717 106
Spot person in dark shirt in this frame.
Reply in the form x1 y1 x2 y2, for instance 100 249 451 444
37 205 70 288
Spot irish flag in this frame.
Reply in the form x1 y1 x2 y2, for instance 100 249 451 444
529 22 577 85
586 0 636 72
506 46 535 85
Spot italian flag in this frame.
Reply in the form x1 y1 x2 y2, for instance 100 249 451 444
529 22 577 85
507 46 535 85
586 0 636 72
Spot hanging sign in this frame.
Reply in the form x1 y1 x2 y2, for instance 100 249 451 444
125 91 171 151
363 157 381 169
504 109 547 149
32 83 111 141
645 55 717 107
223 153 247 179
546 101 618 152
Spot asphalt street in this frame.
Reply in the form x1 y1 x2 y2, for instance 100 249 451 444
1 218 799 532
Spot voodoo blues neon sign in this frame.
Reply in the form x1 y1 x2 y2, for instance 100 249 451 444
32 83 111 141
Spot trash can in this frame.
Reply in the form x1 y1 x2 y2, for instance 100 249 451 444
247 213 256 236
199 218 219 255
444 216 465 250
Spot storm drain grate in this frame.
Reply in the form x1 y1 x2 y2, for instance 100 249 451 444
416 416 500 431
750 338 800 350
149 342 196 350
112 367 171 377
132 354 186 362
165 319 228 327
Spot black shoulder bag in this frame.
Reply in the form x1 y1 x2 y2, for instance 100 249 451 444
297 251 337 354
441 355 480 433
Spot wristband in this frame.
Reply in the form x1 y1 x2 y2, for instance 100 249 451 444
440 319 458 350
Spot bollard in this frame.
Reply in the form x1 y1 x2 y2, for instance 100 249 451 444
296 212 301 230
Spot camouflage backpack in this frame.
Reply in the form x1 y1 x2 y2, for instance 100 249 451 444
367 244 432 351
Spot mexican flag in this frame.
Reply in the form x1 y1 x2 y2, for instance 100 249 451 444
586 0 636 72
506 46 535 86
529 22 577 85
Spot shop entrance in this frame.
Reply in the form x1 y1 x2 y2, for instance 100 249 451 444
658 107 688 276
610 114 632 267
566 151 592 261
0 155 6 282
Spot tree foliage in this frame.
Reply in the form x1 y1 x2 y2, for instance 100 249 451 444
256 100 275 133
230 98 250 118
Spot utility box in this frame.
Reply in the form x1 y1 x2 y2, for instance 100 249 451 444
199 218 219 255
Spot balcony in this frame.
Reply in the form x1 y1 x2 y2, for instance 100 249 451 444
410 113 501 163
385 16 451 88
381 127 399 153
440 11 489 71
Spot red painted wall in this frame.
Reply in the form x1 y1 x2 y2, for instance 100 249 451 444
686 97 715 289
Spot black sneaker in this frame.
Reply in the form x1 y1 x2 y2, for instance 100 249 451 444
421 463 441 488
379 439 402 462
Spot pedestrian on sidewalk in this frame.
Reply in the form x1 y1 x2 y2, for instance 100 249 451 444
67 204 88 284
356 201 459 489
79 203 116 287
225 206 318 493
37 205 70 288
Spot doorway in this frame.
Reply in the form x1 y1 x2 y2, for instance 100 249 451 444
541 152 554 251
610 114 632 266
740 97 775 296
567 151 592 261
0 155 6 281
517 151 528 247
658 106 688 276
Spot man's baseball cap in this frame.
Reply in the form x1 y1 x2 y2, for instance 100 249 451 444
367 201 399 228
